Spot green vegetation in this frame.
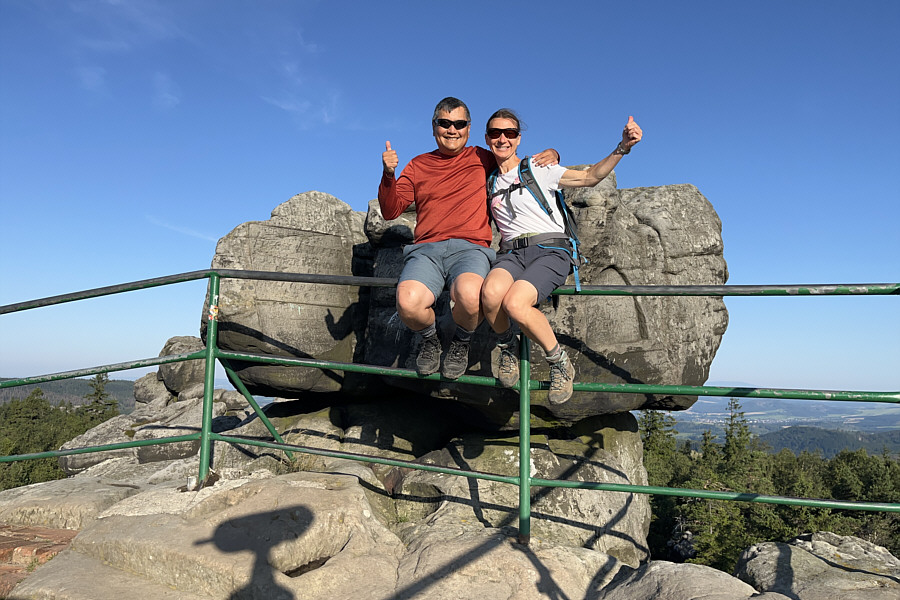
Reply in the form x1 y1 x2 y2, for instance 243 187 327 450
639 400 900 572
0 376 135 414
758 426 900 458
0 384 119 491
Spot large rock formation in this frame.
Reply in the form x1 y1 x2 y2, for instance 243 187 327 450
201 191 373 395
5 447 894 599
207 175 727 426
3 175 733 596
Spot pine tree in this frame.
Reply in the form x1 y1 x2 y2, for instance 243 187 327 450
639 410 679 486
83 373 118 419
723 397 752 478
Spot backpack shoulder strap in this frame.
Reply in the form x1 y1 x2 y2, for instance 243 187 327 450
518 157 556 219
485 168 499 225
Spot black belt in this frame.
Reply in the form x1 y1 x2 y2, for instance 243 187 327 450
500 233 570 252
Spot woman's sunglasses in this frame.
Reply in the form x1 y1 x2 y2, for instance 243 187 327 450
486 128 520 139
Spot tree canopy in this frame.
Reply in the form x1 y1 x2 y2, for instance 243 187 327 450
639 400 899 572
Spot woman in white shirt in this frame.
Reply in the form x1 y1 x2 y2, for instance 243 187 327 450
482 109 642 404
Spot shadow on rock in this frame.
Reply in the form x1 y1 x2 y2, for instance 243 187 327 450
195 507 315 600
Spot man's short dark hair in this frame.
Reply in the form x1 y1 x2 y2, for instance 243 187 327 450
432 97 470 123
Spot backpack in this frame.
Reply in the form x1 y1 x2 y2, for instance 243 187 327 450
487 157 586 292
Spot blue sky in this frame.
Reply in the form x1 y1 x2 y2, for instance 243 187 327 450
1 1 897 393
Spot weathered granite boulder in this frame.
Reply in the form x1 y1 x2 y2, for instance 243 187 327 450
132 372 174 409
206 175 726 422
7 469 638 600
58 389 237 475
14 460 888 599
394 429 650 564
157 335 206 395
594 560 785 600
209 397 650 565
734 532 900 600
202 191 373 396
365 175 728 425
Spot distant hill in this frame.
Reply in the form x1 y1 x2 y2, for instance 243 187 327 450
0 378 135 414
757 426 900 458
678 395 900 432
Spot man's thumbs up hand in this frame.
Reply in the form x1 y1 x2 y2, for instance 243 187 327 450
383 141 399 175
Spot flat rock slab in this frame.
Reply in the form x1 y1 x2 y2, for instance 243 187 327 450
0 478 142 530
11 549 211 600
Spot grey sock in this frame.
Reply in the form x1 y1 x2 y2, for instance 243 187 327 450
454 324 474 343
417 322 437 339
545 344 563 362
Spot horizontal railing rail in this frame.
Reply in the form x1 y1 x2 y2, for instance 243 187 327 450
1 270 897 545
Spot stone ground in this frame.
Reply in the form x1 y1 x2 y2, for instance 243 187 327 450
0 525 76 598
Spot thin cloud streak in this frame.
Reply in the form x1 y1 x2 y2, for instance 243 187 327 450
146 216 218 242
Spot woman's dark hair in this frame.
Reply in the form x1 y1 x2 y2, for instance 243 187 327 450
485 108 526 132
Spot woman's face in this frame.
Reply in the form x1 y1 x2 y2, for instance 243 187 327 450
485 117 521 162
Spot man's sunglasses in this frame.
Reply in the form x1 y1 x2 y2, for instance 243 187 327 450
433 118 470 130
486 128 520 139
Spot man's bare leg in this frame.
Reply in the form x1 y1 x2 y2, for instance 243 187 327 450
396 280 441 375
441 272 484 379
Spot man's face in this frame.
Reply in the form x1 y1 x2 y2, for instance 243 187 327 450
432 107 470 156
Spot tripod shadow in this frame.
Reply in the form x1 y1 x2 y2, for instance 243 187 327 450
195 507 314 600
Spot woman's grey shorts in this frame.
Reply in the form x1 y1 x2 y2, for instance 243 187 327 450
400 239 495 302
491 245 572 304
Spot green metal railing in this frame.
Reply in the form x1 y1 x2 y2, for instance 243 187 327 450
1 270 898 545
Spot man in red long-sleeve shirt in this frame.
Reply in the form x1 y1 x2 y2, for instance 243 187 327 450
378 97 556 380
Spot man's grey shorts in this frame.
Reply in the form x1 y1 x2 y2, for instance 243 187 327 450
400 239 495 302
491 245 572 304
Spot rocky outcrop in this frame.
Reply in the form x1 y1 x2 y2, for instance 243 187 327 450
3 335 897 598
6 466 634 600
157 336 206 395
210 396 651 565
592 560 787 600
59 338 243 475
201 191 373 396
4 175 732 596
7 457 893 599
207 178 727 424
734 531 900 599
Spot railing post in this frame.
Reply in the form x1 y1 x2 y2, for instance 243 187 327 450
198 272 220 484
517 336 532 545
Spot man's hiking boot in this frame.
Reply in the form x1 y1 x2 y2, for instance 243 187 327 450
548 350 575 404
415 335 441 376
496 337 520 388
441 338 470 380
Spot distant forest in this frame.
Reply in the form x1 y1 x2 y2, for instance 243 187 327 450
640 401 899 572
0 377 135 414
758 426 900 459
1 383 119 491
675 421 900 458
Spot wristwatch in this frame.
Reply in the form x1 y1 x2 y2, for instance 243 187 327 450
614 142 631 156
